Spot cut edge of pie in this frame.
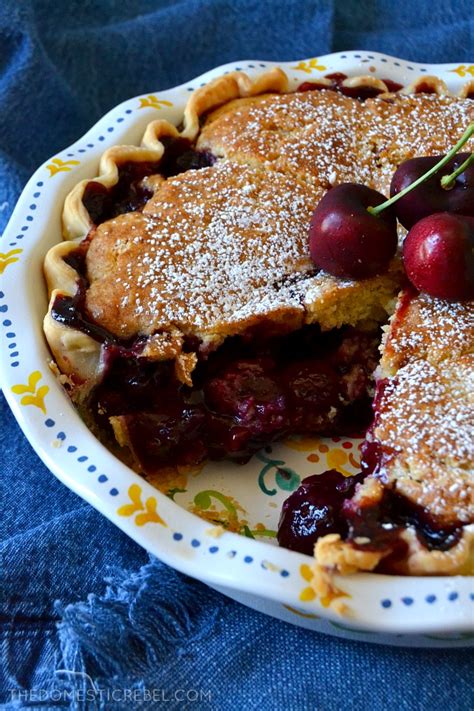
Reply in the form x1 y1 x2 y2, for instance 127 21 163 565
311 288 474 580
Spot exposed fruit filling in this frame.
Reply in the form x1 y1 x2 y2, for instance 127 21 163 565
82 142 215 225
99 324 378 469
277 464 464 561
52 249 380 471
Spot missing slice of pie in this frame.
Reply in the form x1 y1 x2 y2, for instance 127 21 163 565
43 67 474 577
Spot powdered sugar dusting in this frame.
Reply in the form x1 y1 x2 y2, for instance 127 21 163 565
198 90 474 196
197 90 376 188
86 162 325 338
364 93 474 194
375 356 474 522
386 291 474 369
380 359 473 461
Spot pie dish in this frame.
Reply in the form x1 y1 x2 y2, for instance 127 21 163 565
0 58 474 644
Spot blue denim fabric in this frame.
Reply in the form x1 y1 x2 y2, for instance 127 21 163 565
1 2 474 709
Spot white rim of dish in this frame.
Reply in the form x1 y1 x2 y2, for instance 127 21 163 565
1 51 473 636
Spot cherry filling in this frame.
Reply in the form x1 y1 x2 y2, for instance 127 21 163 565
59 302 380 470
82 161 160 225
278 468 463 560
52 242 380 471
297 72 403 101
344 488 462 555
158 137 216 177
277 470 365 555
277 403 464 560
82 139 215 225
52 246 149 360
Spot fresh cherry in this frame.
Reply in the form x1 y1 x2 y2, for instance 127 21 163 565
277 470 364 555
403 213 474 301
390 152 474 230
309 123 474 290
308 184 398 279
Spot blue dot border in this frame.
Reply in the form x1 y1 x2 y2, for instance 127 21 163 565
42 417 119 497
380 590 470 609
0 291 19 367
170 531 290 578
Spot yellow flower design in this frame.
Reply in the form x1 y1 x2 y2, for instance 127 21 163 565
138 95 174 110
299 564 316 601
326 448 354 477
0 248 22 274
290 58 327 74
135 496 165 526
285 437 361 473
117 484 166 527
319 584 350 609
450 64 474 78
283 435 322 452
298 563 350 609
12 371 49 414
46 157 80 177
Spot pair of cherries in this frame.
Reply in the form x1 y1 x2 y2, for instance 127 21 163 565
309 123 474 301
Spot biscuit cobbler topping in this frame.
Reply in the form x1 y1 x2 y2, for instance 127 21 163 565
43 69 474 577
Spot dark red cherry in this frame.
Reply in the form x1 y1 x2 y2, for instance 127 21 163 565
277 470 364 555
279 360 340 431
121 406 207 472
309 184 398 279
390 153 474 230
403 212 474 301
203 358 287 435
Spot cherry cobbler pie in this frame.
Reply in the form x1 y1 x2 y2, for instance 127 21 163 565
43 68 474 580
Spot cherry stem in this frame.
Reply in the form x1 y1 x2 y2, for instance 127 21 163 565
440 152 474 189
367 121 474 217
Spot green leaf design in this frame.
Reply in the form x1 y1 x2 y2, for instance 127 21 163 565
250 528 277 538
275 466 300 491
167 487 187 501
194 490 237 518
241 525 255 539
257 453 300 496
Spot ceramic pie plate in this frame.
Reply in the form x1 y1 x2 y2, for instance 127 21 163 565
1 52 473 647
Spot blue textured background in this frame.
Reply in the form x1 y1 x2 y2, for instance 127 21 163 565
1 1 474 709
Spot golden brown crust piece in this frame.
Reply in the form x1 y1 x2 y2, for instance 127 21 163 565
363 92 474 194
376 293 474 533
196 90 372 188
198 88 474 195
62 71 474 241
380 290 474 376
63 69 289 241
313 526 474 579
83 161 401 343
373 355 474 528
